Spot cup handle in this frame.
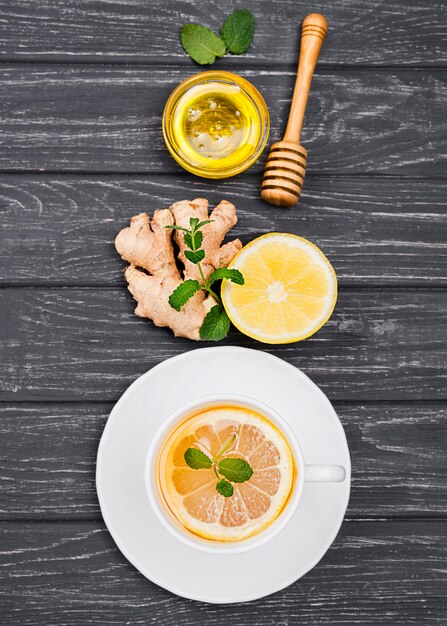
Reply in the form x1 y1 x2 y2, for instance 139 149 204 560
305 465 346 482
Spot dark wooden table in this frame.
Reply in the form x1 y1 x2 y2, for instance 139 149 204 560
1 1 446 623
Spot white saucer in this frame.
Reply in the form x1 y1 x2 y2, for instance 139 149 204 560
96 347 351 603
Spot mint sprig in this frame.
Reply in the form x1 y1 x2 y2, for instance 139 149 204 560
184 435 253 498
166 218 244 341
180 10 255 66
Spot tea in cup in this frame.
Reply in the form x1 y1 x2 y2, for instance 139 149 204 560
146 394 346 554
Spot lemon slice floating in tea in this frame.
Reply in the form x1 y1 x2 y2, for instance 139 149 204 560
221 233 337 344
159 406 295 542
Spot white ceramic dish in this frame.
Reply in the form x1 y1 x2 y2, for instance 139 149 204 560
96 346 351 603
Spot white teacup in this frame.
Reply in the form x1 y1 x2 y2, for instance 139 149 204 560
146 393 346 555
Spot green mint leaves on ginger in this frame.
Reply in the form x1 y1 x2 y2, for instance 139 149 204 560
168 279 201 311
199 304 231 342
184 434 253 498
181 10 255 65
166 218 244 341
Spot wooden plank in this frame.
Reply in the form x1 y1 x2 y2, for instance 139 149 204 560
1 403 446 520
1 520 446 624
1 175 446 286
0 288 445 402
1 65 445 175
0 0 446 66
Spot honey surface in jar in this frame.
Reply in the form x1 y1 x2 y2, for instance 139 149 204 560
170 82 260 173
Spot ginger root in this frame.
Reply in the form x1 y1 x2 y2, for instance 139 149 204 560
115 198 242 340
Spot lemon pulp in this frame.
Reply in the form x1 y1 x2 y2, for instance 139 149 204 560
222 233 338 344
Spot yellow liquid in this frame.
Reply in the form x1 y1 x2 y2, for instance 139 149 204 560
157 405 296 542
163 73 269 178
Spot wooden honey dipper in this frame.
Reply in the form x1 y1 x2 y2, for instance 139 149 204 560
261 14 328 207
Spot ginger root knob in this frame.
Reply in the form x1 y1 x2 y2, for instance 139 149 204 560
115 199 242 341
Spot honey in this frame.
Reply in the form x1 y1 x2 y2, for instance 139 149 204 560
163 71 269 179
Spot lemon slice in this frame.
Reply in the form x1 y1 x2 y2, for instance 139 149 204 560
222 233 337 344
159 406 295 542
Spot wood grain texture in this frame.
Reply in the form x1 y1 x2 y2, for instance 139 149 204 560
1 520 446 624
0 288 445 402
1 403 446 520
1 65 446 175
1 0 446 620
0 0 446 66
0 175 445 286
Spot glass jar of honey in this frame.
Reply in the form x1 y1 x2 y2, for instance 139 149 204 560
162 71 269 179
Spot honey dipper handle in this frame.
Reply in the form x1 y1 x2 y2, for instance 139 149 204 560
284 14 328 143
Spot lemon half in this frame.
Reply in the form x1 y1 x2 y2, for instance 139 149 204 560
222 233 337 344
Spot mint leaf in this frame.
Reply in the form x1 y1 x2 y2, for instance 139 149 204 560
189 230 203 251
164 225 189 232
220 10 255 55
181 24 226 65
219 457 253 483
184 447 212 469
185 249 205 264
208 268 244 286
216 479 234 498
189 217 199 230
194 230 203 249
168 279 201 311
184 230 203 251
200 305 231 341
196 219 214 229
